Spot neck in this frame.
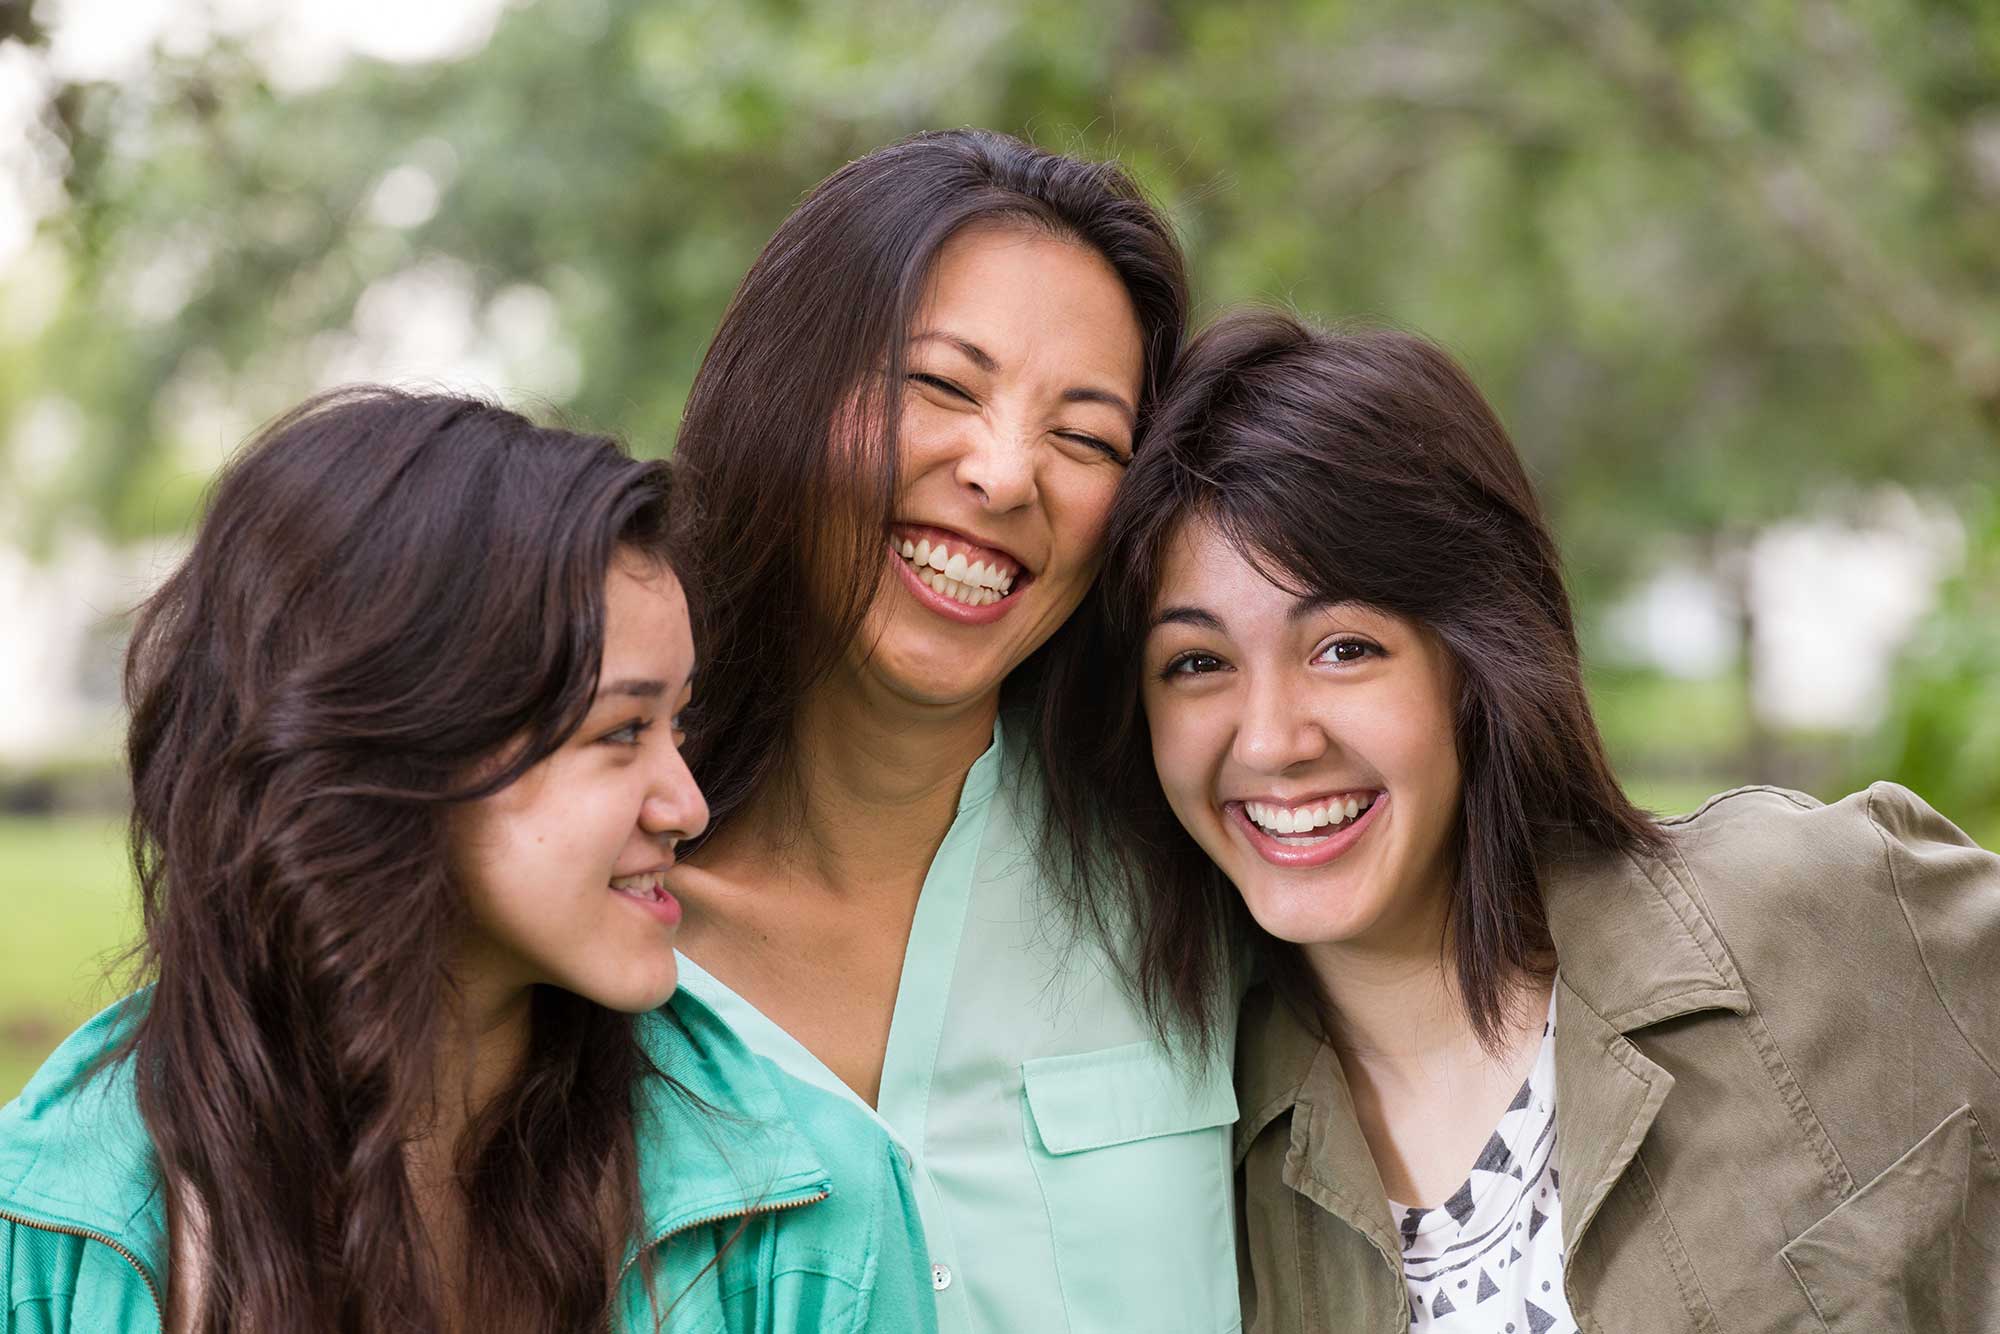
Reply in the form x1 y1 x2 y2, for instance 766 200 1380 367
714 671 999 897
1301 891 1534 1080
423 969 534 1161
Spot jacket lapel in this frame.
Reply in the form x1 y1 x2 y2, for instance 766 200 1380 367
1550 979 1675 1255
1543 838 1751 1256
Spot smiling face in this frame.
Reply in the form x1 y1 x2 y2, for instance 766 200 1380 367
449 551 709 1014
857 222 1145 709
1141 518 1464 960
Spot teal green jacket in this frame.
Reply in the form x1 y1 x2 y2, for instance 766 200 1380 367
0 989 937 1333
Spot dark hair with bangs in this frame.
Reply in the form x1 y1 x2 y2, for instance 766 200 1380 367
671 128 1187 836
1040 309 1665 1053
123 387 681 1332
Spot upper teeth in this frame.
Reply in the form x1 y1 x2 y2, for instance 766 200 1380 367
1245 796 1372 836
896 535 1017 607
611 871 667 900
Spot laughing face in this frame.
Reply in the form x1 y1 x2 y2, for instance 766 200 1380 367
449 551 709 1015
858 222 1145 709
1140 518 1464 959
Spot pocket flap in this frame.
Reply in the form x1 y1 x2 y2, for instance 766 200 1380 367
1780 1103 2000 1331
1023 1040 1239 1156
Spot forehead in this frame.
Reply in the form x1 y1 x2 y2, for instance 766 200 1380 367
1151 519 1293 615
602 556 691 665
917 224 1143 386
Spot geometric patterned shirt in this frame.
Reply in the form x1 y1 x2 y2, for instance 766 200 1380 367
1388 989 1576 1334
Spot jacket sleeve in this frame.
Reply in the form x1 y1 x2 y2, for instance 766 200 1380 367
851 1139 937 1334
1867 782 2000 1080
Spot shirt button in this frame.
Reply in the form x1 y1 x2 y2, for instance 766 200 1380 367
895 1145 913 1171
931 1263 953 1292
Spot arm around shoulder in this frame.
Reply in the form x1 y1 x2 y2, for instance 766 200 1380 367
1865 781 2000 1080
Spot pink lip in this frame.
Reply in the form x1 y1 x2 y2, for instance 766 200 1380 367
614 885 683 927
888 540 1025 626
1228 793 1386 868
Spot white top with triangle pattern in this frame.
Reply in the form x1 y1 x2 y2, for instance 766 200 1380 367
1387 987 1575 1334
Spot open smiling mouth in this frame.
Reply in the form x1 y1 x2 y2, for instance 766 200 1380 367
888 523 1030 622
1230 791 1385 867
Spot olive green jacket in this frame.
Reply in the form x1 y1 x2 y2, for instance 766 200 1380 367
1235 783 2000 1334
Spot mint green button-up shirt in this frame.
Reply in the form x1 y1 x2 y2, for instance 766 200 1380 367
677 721 1244 1334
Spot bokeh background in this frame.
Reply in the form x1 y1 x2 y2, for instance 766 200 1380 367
3 0 1997 1099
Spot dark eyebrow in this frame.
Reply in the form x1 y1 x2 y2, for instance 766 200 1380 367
912 331 997 374
1150 605 1225 633
596 678 665 700
1288 595 1342 625
914 331 1136 424
1062 386 1136 424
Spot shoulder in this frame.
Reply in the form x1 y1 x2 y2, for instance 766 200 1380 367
1658 780 1987 924
1657 782 1998 1060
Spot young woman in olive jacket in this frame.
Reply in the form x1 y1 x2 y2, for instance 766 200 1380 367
1046 310 1999 1333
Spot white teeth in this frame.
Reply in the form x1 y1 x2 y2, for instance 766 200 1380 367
1246 797 1376 838
611 872 665 900
895 534 1020 607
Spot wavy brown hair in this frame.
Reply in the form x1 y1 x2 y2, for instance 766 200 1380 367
122 388 676 1332
1042 311 1667 1053
670 127 1187 837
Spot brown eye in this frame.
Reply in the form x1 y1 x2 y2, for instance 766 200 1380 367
1319 639 1378 665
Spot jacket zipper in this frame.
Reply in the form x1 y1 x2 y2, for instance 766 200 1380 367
0 1206 164 1323
607 1189 830 1331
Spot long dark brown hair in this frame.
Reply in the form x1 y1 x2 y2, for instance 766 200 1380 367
670 127 1187 837
1042 311 1666 1053
123 387 675 1332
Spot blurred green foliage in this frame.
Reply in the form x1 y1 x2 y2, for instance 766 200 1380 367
0 817 136 1098
1 0 1995 822
1857 499 2000 844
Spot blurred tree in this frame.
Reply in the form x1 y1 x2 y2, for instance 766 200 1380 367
2 0 1996 794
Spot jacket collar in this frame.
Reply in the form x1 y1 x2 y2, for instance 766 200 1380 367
1236 833 1751 1257
0 988 832 1280
627 988 831 1256
0 994 163 1269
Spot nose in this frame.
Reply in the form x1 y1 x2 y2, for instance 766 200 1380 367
1231 669 1327 775
952 417 1038 513
640 745 710 848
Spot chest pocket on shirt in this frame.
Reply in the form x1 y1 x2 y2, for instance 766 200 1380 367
1779 1104 2000 1332
1023 1041 1242 1333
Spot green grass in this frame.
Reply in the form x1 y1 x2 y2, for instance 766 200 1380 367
0 816 140 1101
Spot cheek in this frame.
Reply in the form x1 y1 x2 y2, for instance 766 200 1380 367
1042 470 1120 577
1144 693 1216 823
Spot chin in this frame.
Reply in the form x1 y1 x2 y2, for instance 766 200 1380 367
573 964 680 1015
869 637 1011 706
1241 880 1377 950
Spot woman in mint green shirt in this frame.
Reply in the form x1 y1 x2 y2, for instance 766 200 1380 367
667 129 1243 1333
0 390 932 1333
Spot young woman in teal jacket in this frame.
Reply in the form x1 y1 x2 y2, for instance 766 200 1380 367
0 390 935 1333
